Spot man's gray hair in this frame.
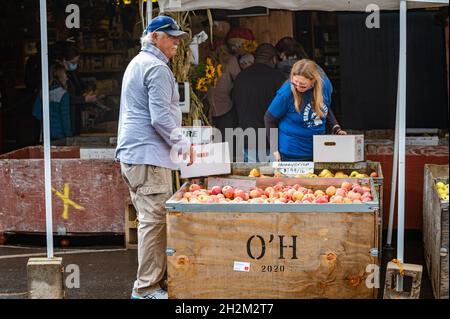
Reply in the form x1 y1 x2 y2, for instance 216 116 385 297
140 31 165 47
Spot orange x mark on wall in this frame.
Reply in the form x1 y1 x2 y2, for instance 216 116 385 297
52 183 85 220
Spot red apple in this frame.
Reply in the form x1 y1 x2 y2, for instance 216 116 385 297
353 185 364 195
303 194 315 202
217 194 225 199
314 190 325 197
293 191 304 201
335 188 347 197
341 182 352 191
362 197 372 202
210 186 222 195
362 186 371 194
189 183 201 192
234 189 247 200
183 192 193 199
249 189 261 199
264 187 274 197
330 195 344 204
273 184 284 192
352 199 362 204
222 186 235 199
298 187 308 194
315 195 329 204
370 172 378 178
326 186 336 197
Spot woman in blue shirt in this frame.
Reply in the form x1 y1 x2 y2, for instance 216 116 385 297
264 59 333 161
32 64 73 141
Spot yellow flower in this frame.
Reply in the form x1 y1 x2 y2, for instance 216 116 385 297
213 77 218 87
243 40 257 53
216 64 222 77
206 57 213 67
196 77 207 91
205 65 215 79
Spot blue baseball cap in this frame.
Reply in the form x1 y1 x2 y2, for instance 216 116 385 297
145 15 188 38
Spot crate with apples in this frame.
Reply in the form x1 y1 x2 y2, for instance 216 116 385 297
164 176 381 299
175 180 375 205
423 164 448 299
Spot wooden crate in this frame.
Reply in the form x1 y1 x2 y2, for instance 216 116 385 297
231 161 384 251
0 146 130 234
166 179 381 299
423 164 449 299
125 201 138 250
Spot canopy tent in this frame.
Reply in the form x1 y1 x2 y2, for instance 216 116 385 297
37 0 447 290
158 0 446 11
153 0 449 293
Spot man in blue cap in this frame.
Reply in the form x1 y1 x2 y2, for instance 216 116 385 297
116 15 191 299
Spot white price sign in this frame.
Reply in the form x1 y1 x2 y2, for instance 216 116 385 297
272 162 315 176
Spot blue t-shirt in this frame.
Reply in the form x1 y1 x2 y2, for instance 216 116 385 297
267 77 332 160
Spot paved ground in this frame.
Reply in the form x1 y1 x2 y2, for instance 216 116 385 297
0 231 434 299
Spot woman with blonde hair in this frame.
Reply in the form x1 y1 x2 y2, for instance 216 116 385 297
264 59 335 161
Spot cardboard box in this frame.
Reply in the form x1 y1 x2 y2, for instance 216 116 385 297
314 135 364 163
179 142 231 178
181 126 212 145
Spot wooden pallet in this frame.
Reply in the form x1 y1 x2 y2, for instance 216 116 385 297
124 201 138 250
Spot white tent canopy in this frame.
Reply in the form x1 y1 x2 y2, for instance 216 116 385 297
159 0 446 12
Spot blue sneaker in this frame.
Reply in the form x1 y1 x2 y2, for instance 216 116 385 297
131 289 168 299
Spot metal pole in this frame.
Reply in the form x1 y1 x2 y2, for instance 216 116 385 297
397 0 407 291
39 0 54 259
386 72 400 248
147 0 153 25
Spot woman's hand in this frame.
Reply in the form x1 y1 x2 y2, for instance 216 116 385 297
273 151 281 162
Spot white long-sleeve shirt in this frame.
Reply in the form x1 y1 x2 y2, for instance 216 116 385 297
115 44 190 169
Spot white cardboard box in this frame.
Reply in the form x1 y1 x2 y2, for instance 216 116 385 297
313 135 364 163
179 142 231 178
181 126 212 145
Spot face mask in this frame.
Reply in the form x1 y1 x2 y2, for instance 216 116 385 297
67 63 78 71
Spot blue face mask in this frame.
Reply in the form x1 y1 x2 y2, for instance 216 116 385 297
67 63 78 71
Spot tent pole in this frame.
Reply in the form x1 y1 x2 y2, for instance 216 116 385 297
397 0 407 291
147 0 153 25
386 70 400 248
39 0 54 259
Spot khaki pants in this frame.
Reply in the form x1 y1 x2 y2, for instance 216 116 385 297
120 163 173 296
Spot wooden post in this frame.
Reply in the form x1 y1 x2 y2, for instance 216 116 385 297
384 262 423 299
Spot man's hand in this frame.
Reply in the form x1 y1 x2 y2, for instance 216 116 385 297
337 129 347 135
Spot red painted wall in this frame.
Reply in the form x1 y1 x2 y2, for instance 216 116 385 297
367 151 448 230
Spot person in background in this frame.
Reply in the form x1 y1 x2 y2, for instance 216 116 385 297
265 59 338 162
275 37 346 136
54 43 97 136
233 44 286 162
115 15 191 300
32 64 73 141
207 39 241 141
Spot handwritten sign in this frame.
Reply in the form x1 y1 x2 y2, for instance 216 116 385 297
272 162 315 176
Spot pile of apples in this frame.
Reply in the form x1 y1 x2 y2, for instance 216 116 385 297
247 168 378 178
178 181 374 204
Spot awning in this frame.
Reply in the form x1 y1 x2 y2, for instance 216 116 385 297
158 0 446 12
